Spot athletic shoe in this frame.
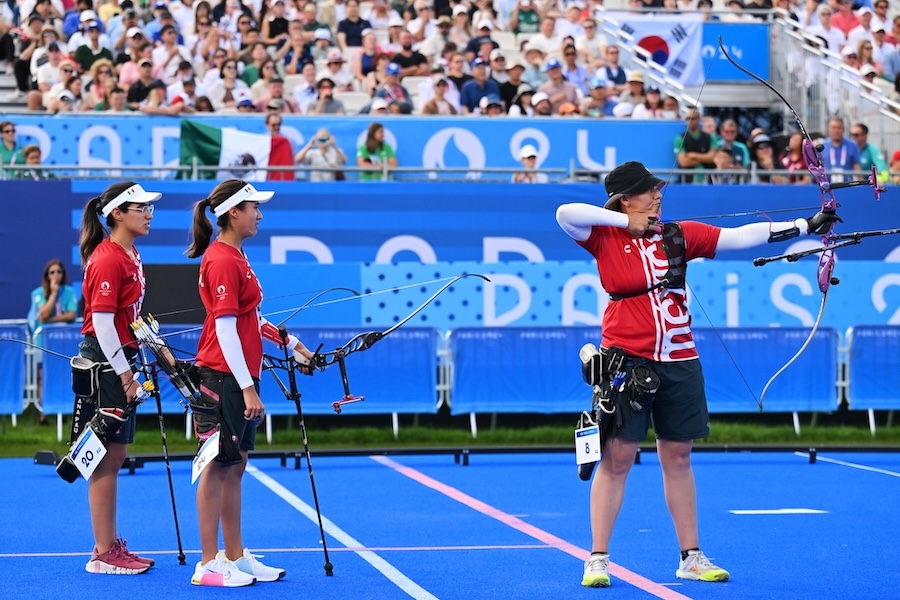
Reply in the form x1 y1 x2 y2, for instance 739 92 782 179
676 549 730 582
232 548 286 582
117 538 155 567
85 540 150 575
191 556 256 587
582 553 611 587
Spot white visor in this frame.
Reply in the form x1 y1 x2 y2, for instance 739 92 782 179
100 184 162 217
213 183 274 217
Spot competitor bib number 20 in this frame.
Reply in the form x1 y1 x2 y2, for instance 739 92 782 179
72 427 108 480
575 425 601 465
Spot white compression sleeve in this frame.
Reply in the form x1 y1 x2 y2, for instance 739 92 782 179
556 203 630 242
91 312 132 376
215 315 255 390
715 219 810 251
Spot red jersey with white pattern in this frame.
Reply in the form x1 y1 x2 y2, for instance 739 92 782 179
578 221 721 362
81 238 145 351
196 240 265 378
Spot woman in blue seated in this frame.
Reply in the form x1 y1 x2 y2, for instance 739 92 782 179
27 259 78 425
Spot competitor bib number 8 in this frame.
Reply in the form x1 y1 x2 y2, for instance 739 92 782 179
575 425 601 465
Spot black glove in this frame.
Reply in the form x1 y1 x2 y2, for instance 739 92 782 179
806 211 843 235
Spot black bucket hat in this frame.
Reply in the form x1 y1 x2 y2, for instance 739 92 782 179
603 161 665 210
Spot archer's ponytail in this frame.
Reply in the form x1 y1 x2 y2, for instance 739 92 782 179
79 196 104 268
186 198 213 259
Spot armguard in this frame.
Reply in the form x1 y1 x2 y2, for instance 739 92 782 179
768 226 800 243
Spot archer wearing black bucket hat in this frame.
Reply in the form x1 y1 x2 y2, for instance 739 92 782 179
603 161 665 211
555 159 843 590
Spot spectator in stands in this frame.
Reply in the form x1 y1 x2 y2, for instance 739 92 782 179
83 58 117 110
848 8 876 49
67 10 110 55
352 30 380 82
851 122 889 181
421 15 452 62
871 25 890 66
300 6 326 42
357 122 396 181
381 15 404 55
575 17 606 69
363 51 391 95
883 40 900 83
806 4 846 55
488 49 508 84
110 7 142 58
500 60 526 109
512 144 548 183
832 0 860 37
856 38 880 75
464 19 499 63
52 77 84 112
460 57 500 113
374 61 413 113
307 77 346 114
446 51 473 91
748 133 784 183
278 30 311 75
697 0 720 22
555 162 838 591
871 0 891 34
365 0 400 30
318 50 355 92
820 117 861 178
0 120 25 174
507 84 534 116
27 258 77 425
478 94 504 116
32 0 65 35
716 119 750 169
722 0 756 23
151 24 191 84
309 28 336 63
207 58 249 111
675 107 716 183
597 44 627 93
291 61 320 112
194 95 214 112
394 29 430 77
260 0 290 47
709 147 744 184
521 42 548 88
528 16 560 58
618 71 646 105
561 43 590 95
238 42 268 86
75 20 114 74
630 86 664 119
28 44 66 111
116 24 146 70
16 144 53 180
409 2 439 45
538 58 578 113
662 94 681 119
296 127 347 182
122 46 155 95
700 116 719 145
337 0 372 49
7 14 48 100
140 78 184 114
531 91 552 116
581 78 618 117
778 130 810 184
421 73 458 114
510 0 540 35
450 4 473 48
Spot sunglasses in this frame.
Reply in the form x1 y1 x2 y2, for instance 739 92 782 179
2 128 15 133
48 269 63 275
199 21 211 26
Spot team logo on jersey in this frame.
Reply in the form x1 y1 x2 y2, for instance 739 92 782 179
99 281 111 296
216 284 228 300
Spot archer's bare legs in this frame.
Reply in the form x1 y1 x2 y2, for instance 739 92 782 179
89 442 128 554
589 437 640 552
222 452 248 561
657 438 698 551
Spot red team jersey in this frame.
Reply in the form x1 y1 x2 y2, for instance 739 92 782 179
578 221 721 362
81 239 146 350
196 241 265 379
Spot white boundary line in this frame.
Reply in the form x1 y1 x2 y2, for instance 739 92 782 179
246 464 439 600
794 452 900 478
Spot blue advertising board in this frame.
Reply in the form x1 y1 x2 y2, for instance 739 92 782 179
704 23 770 82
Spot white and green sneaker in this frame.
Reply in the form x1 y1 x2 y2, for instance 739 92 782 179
233 548 286 582
676 549 730 582
582 553 611 587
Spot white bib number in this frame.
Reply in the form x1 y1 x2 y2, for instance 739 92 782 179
72 426 108 480
192 431 220 484
575 425 601 465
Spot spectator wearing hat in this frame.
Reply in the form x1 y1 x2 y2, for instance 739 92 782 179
449 4 473 48
581 77 618 117
337 0 372 49
394 29 430 77
871 24 890 65
62 0 92 38
151 24 192 83
460 57 500 113
512 144 548 183
408 1 438 44
674 106 717 183
486 48 507 84
67 9 110 54
234 90 257 112
140 77 184 114
421 74 458 115
49 77 84 112
374 61 413 113
75 20 114 73
510 0 540 35
299 3 325 41
478 93 504 116
597 44 627 93
531 90 552 116
253 75 300 112
470 0 502 35
316 50 354 92
522 43 548 88
414 62 460 111
576 17 607 69
618 70 646 105
747 132 785 184
500 59 526 108
421 14 453 63
848 7 876 49
463 18 499 64
537 58 577 113
309 28 335 62
559 101 580 116
630 85 665 119
115 19 146 62
105 2 134 48
832 0 860 37
805 5 847 56
169 61 208 98
528 17 561 58
508 83 534 116
296 127 346 182
307 76 346 114
560 43 590 95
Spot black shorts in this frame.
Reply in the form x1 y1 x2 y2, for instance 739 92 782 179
78 336 138 445
197 367 258 452
615 357 710 442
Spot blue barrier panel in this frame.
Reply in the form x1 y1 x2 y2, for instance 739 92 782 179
42 324 83 415
847 326 900 410
693 327 839 413
0 325 28 415
260 327 440 416
450 327 600 415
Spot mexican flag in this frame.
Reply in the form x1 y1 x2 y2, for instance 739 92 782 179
179 120 295 181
